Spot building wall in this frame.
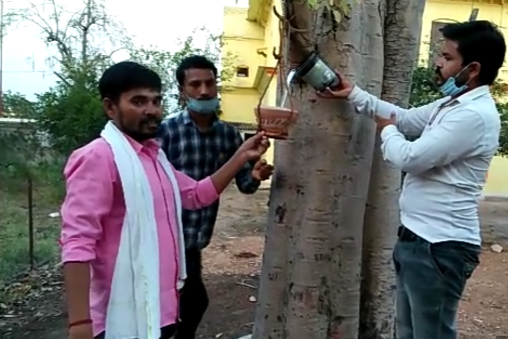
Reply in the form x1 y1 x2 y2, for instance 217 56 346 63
420 0 508 81
484 156 508 198
222 1 283 164
221 89 260 123
222 7 265 123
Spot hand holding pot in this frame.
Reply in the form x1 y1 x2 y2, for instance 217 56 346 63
316 70 354 99
238 132 271 161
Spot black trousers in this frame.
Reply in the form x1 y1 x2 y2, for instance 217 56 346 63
175 249 209 339
94 324 176 339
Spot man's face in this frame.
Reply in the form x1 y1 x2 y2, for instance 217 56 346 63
434 38 480 87
104 88 163 141
181 68 217 101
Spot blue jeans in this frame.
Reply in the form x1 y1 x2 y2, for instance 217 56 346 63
393 227 481 339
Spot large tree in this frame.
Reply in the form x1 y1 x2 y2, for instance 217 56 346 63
10 0 129 78
252 0 384 338
7 0 129 153
359 0 426 337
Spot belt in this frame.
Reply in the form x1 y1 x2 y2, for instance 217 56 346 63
397 226 419 242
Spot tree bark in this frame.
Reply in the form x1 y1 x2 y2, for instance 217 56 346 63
252 0 384 338
359 0 426 338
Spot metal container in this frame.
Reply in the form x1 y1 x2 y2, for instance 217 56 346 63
296 52 340 91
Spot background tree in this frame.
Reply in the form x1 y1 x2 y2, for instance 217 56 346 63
7 1 232 154
129 27 236 114
9 0 130 79
499 103 508 155
7 0 128 154
252 0 384 338
359 0 426 337
1 91 36 117
408 65 441 106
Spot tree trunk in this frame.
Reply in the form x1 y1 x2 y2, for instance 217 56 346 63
252 0 384 338
359 0 426 338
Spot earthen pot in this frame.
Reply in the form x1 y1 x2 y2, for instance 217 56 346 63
254 106 299 140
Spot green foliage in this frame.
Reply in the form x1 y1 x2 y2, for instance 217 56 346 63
497 103 508 156
0 94 64 283
0 187 62 283
409 65 508 155
0 92 64 196
35 65 106 155
129 27 236 115
2 91 36 117
409 66 441 107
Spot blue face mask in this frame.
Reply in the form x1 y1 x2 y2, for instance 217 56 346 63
187 97 219 115
439 65 471 97
439 77 468 97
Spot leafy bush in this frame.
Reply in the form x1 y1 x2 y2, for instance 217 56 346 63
35 67 106 155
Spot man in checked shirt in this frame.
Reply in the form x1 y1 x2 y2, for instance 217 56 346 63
158 55 274 339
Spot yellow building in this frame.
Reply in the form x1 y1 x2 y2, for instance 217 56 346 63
221 0 508 198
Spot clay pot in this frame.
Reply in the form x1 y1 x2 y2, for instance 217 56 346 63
254 106 299 140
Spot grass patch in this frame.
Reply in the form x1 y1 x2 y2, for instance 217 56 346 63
0 165 65 284
0 188 61 283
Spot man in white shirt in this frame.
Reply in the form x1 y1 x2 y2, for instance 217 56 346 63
319 20 505 339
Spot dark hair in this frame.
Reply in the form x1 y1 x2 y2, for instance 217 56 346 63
98 61 162 101
175 55 218 86
440 20 506 85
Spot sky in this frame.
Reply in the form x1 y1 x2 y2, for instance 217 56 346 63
3 0 245 100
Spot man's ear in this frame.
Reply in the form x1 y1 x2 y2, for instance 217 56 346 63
103 98 114 120
470 62 481 80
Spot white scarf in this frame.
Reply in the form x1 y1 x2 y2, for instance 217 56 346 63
101 121 187 339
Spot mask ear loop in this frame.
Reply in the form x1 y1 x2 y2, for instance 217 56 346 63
454 63 476 87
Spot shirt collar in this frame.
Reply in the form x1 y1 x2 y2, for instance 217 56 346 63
449 85 491 105
182 108 220 128
123 132 159 155
182 109 193 125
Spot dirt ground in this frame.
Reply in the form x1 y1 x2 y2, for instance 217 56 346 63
1 186 507 339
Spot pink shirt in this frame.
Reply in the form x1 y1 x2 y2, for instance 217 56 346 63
60 136 219 336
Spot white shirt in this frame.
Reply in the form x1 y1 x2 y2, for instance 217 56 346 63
349 85 500 245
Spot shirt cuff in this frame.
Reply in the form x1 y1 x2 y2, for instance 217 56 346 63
380 124 399 141
60 239 96 263
347 85 364 103
197 176 220 205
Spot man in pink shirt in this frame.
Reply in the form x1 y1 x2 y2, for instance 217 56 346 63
60 61 270 339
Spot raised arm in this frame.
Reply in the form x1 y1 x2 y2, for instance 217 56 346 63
231 131 260 194
175 167 220 210
175 132 269 209
60 145 114 331
380 108 486 174
348 86 441 137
